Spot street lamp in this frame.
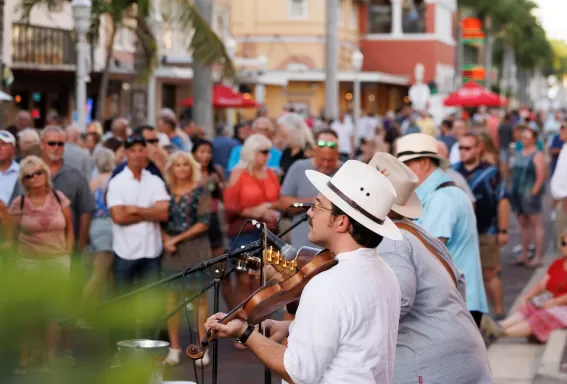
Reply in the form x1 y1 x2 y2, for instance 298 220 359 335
352 50 364 141
72 0 92 132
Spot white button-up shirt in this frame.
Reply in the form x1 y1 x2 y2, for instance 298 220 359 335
283 247 400 383
107 167 170 260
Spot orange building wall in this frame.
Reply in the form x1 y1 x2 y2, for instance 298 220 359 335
360 39 454 83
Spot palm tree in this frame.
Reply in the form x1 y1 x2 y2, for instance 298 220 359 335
19 0 234 123
459 0 554 92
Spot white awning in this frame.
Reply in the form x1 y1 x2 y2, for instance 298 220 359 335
256 70 410 86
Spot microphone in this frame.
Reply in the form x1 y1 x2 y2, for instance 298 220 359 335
251 220 298 261
290 202 312 209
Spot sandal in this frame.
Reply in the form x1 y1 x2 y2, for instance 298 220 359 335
511 258 527 267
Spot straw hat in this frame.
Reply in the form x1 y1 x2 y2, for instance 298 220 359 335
395 133 450 169
369 152 423 219
305 160 402 240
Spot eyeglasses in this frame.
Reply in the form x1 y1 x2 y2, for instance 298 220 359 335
23 170 44 180
259 149 270 155
312 201 334 214
459 145 473 151
146 139 159 144
317 140 337 149
46 141 65 147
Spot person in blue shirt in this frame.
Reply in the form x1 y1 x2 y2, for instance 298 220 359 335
211 124 240 180
396 133 488 328
454 133 510 321
227 117 282 174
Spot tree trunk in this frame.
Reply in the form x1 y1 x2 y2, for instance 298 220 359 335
192 0 214 138
324 0 339 121
483 15 493 90
454 9 463 90
96 25 118 122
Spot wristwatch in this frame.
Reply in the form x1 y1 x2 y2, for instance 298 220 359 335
499 229 508 234
237 324 255 345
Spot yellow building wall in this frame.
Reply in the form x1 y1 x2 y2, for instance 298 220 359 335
231 0 360 71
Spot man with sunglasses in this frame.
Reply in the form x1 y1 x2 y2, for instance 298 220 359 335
454 133 510 321
278 129 342 250
109 125 165 181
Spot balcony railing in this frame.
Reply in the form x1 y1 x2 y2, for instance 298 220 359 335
12 23 76 68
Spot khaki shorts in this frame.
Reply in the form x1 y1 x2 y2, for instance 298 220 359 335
479 235 500 269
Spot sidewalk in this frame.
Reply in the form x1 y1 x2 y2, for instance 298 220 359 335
488 246 567 384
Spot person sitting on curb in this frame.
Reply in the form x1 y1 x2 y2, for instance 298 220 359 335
483 228 567 345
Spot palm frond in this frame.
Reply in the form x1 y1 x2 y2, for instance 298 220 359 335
18 0 62 21
174 0 235 78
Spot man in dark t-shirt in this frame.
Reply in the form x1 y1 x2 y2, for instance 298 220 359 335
454 133 510 320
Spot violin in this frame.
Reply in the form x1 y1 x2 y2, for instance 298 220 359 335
186 245 337 359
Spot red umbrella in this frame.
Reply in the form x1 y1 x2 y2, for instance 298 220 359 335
443 81 506 107
180 84 258 108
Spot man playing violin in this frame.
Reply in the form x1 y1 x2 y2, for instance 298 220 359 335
205 160 403 383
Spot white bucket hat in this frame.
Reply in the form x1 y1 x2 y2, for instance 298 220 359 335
395 133 450 169
305 160 403 240
369 152 423 219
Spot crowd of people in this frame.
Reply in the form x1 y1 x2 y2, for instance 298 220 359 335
0 104 566 382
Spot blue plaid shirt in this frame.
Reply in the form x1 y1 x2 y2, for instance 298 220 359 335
453 162 508 235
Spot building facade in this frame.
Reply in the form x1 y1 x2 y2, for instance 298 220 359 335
360 0 456 94
232 0 410 118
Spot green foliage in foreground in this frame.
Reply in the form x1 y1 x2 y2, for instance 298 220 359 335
0 248 174 383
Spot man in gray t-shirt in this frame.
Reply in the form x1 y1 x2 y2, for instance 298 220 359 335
279 129 342 249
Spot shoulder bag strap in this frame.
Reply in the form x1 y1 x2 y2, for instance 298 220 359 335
396 221 458 287
435 181 458 191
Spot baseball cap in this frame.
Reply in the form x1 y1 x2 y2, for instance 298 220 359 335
124 134 147 149
0 130 16 145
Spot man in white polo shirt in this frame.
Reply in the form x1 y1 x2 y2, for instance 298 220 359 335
107 135 170 294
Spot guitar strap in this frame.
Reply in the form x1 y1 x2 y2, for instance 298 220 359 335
395 221 458 287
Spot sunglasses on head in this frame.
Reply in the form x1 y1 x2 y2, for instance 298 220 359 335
46 141 65 147
317 140 337 148
23 170 43 180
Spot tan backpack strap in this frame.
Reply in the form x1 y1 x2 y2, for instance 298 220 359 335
396 222 458 287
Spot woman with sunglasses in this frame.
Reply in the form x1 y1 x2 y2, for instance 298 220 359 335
510 125 547 268
223 134 281 349
8 156 74 374
483 229 567 345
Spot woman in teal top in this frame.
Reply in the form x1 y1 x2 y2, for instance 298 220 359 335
510 126 547 268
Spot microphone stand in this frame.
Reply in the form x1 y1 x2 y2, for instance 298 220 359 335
59 240 262 325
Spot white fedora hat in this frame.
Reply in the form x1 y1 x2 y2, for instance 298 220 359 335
395 133 450 169
369 152 423 219
305 160 403 240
